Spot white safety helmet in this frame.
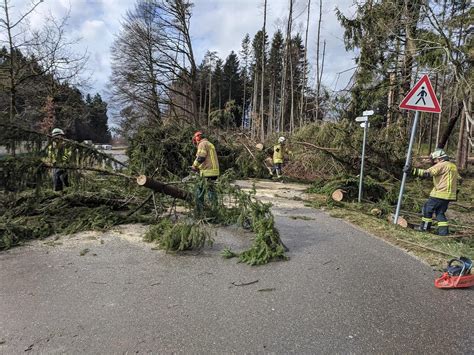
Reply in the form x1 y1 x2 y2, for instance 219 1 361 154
278 136 286 144
430 148 447 160
51 128 65 137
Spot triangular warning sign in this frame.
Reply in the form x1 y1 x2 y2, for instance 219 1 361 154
400 75 441 113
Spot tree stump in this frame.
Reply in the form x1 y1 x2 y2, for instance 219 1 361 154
331 189 346 202
388 214 408 228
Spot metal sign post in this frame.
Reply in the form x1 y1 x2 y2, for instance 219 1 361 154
358 120 368 203
355 110 373 203
394 75 441 225
393 110 420 224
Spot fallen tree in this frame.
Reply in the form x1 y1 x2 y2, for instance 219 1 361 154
136 175 192 202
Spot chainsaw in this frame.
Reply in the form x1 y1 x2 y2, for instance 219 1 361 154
181 167 199 183
434 257 474 289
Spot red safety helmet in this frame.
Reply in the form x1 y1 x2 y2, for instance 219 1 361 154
192 131 203 145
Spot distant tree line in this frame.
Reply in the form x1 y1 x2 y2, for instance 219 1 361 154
111 0 471 169
0 1 111 145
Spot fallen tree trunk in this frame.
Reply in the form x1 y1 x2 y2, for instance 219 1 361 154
136 175 192 202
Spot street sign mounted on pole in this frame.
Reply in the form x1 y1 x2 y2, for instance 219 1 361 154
394 75 442 224
356 110 372 203
399 75 441 113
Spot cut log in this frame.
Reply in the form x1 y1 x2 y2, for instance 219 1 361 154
331 189 346 202
388 214 408 228
137 175 192 202
256 143 264 151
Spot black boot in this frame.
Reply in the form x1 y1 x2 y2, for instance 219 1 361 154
437 223 449 236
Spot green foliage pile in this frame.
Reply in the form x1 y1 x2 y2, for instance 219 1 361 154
201 173 287 265
127 123 240 179
0 187 153 249
0 133 122 192
308 174 389 203
0 155 46 191
142 172 288 265
287 121 407 181
144 218 213 252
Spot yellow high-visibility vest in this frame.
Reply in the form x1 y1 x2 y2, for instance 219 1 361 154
273 144 284 164
47 143 71 165
193 139 219 177
414 161 458 200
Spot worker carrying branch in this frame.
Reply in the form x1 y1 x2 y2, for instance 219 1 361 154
271 136 286 178
191 131 220 210
403 148 459 236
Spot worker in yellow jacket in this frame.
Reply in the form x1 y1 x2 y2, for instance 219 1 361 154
46 128 72 191
191 131 219 210
404 148 459 236
271 136 286 178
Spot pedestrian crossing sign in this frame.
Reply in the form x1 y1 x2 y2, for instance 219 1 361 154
399 75 441 113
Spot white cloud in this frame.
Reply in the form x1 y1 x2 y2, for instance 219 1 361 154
2 0 358 98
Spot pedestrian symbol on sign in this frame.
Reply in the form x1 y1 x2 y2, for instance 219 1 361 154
415 86 427 105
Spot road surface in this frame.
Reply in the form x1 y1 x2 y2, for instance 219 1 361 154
1 180 472 353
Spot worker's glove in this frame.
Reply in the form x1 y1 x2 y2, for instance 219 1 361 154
190 166 199 173
402 164 411 174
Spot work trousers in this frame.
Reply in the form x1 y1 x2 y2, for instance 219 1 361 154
195 176 218 214
272 163 283 177
421 197 450 236
52 168 69 192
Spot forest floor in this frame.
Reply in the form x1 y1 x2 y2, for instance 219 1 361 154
1 179 473 353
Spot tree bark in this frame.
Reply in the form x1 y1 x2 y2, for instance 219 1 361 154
437 104 463 149
299 0 311 125
260 0 267 141
315 0 323 121
137 175 192 202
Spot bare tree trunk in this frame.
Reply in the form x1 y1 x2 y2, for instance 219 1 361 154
260 0 267 141
386 72 396 133
456 104 467 170
428 73 438 153
435 66 447 147
319 40 326 109
399 0 421 124
268 82 274 134
299 0 311 126
208 73 212 126
279 0 293 132
315 0 323 121
289 51 295 133
437 103 463 149
242 74 247 129
3 0 15 124
251 72 259 138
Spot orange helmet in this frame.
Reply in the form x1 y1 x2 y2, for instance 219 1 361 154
192 131 203 145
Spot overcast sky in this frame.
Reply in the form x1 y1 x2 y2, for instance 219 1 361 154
8 0 358 101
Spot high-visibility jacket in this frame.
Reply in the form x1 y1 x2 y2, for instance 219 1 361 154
193 139 219 177
273 144 284 164
47 142 71 165
413 160 458 200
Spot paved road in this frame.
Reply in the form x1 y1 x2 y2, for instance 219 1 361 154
1 180 472 354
